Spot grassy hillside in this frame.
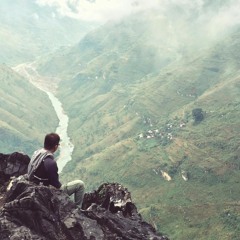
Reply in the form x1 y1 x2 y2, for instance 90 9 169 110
36 11 240 239
0 64 58 154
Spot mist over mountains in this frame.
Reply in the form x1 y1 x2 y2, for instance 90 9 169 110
0 0 240 239
0 0 96 65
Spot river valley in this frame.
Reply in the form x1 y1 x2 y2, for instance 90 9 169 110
13 63 73 173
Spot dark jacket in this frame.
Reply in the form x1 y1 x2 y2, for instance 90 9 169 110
33 156 62 189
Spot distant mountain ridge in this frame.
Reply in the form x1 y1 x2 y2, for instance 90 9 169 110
0 0 97 65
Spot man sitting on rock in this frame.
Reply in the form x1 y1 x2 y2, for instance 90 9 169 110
27 133 85 208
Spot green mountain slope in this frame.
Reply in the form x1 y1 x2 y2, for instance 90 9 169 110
0 64 58 154
36 11 240 240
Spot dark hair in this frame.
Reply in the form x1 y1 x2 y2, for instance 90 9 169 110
44 133 60 150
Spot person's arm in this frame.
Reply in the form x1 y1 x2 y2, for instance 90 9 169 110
44 157 62 189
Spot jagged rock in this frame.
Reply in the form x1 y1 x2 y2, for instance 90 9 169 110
0 152 30 177
0 153 169 240
0 152 30 193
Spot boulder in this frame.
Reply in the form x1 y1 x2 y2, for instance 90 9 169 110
0 152 30 193
0 153 169 239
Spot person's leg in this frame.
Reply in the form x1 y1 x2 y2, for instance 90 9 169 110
61 180 85 207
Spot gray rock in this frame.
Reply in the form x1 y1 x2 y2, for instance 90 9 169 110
0 152 169 240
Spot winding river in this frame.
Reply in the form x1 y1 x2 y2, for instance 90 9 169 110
13 63 73 173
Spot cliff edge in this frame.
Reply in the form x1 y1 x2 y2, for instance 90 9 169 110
0 152 169 240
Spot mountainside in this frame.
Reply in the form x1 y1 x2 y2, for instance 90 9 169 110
0 64 58 154
34 8 240 240
0 0 96 66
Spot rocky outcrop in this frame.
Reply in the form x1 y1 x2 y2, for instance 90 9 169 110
0 153 169 240
0 152 30 193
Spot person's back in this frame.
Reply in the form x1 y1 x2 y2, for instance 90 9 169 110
27 148 53 183
30 151 61 188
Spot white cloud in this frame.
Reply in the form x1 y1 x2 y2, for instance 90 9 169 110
35 0 240 32
35 0 160 22
32 13 40 20
206 1 240 37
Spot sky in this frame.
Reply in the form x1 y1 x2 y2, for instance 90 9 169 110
35 0 160 22
35 0 214 22
35 0 240 29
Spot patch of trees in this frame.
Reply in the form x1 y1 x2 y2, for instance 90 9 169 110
192 108 204 123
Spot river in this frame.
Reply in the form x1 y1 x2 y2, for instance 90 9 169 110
13 63 74 173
